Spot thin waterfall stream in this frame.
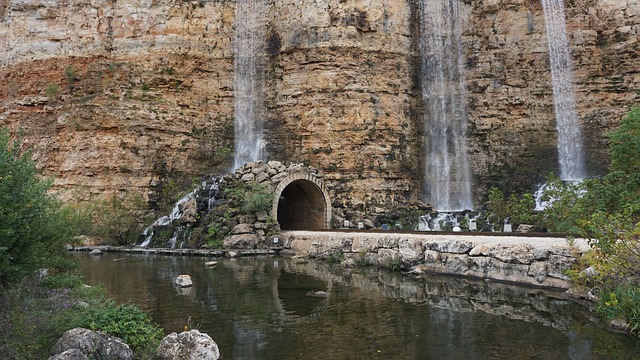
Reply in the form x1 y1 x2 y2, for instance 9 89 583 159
542 0 585 181
233 0 267 169
419 0 473 211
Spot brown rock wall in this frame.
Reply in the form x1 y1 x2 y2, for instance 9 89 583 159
0 0 638 208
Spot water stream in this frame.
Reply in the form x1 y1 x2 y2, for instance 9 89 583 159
233 0 267 169
541 0 586 181
73 253 640 359
418 0 473 211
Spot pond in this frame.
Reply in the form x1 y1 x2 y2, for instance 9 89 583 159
72 252 639 359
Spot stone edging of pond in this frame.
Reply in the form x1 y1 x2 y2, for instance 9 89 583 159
69 246 274 257
282 231 590 290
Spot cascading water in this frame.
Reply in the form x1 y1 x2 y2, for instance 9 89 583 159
233 0 267 170
542 0 585 181
418 0 473 211
139 177 223 248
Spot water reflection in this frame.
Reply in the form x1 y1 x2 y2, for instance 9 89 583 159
72 253 639 359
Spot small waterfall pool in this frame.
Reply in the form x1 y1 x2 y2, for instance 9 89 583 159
73 252 639 359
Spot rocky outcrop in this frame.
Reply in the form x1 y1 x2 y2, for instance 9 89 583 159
285 231 589 289
1 0 638 209
154 330 220 360
49 328 133 360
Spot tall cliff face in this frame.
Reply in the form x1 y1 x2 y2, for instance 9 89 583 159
0 0 638 210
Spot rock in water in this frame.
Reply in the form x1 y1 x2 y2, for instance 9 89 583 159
89 249 102 256
49 328 133 360
175 275 193 287
154 330 220 360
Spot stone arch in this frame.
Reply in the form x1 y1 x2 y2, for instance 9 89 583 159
271 172 332 230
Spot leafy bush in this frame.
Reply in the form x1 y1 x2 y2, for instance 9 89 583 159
242 183 274 214
89 194 151 246
224 180 274 214
0 128 76 286
546 105 640 336
483 187 538 230
85 302 164 353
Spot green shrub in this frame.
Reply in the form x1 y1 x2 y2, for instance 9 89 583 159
483 187 538 229
85 302 164 353
1 272 163 358
89 194 151 246
46 83 59 103
0 128 75 286
548 105 640 336
242 183 274 214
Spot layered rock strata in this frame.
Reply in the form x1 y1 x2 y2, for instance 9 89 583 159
0 0 638 209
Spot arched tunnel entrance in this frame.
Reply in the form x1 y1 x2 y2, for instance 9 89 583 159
272 174 332 230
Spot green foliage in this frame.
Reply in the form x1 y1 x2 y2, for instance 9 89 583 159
89 193 151 246
0 128 75 286
224 180 274 214
206 222 225 248
484 187 538 229
609 106 640 175
326 250 345 264
64 65 77 85
1 272 163 358
85 302 164 353
46 83 59 103
243 183 274 214
545 105 640 336
537 174 589 233
598 287 640 334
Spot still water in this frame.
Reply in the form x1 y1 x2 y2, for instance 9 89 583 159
72 252 639 359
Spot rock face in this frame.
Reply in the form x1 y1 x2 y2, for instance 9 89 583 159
154 330 220 360
49 328 133 360
1 0 638 208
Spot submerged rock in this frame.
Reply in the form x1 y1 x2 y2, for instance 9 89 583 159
49 328 132 360
175 275 193 287
89 249 103 256
305 290 329 298
154 330 220 360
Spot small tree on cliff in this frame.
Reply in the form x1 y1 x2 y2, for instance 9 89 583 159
0 128 74 286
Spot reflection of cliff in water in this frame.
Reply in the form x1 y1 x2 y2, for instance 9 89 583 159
74 254 635 359
281 259 588 331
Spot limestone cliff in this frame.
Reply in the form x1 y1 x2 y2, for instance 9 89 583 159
0 0 638 211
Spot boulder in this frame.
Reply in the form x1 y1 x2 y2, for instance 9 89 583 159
175 275 193 287
224 234 259 249
48 348 88 360
181 198 198 223
232 224 253 234
50 328 133 360
89 249 103 256
154 330 220 360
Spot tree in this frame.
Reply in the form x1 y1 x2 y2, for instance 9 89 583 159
0 128 73 286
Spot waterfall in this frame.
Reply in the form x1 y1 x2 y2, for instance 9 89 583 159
233 0 267 170
542 0 585 181
418 0 473 211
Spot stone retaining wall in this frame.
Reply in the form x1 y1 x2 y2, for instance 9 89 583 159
284 231 589 289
